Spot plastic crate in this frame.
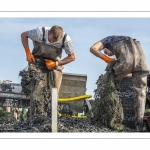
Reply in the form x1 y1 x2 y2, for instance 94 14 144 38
120 77 133 92
119 77 135 129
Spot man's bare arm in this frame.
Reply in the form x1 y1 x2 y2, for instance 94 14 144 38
90 41 104 58
21 31 35 62
21 31 29 48
90 41 116 63
58 51 76 66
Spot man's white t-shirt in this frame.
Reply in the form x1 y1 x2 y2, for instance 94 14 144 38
28 27 74 55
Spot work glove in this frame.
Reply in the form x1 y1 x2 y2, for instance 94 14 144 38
101 54 116 63
45 59 58 70
25 46 35 63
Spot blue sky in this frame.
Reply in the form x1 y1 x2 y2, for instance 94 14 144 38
0 18 150 98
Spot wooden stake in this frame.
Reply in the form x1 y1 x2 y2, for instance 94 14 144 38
52 88 57 132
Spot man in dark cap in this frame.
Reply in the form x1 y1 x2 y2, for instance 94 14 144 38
90 35 149 132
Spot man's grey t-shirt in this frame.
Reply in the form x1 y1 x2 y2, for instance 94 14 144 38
100 36 126 51
28 27 74 55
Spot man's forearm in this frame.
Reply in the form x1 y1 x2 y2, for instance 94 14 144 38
21 31 29 48
21 31 35 62
58 52 76 66
90 41 103 58
90 49 103 58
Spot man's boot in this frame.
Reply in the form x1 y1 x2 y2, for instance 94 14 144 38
135 120 143 132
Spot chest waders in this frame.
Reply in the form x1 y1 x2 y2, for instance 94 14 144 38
112 37 149 131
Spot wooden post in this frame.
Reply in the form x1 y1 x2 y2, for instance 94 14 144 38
13 108 18 120
5 107 11 112
51 88 57 132
85 99 93 118
30 79 34 123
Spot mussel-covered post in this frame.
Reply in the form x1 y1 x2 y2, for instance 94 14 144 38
52 88 57 132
